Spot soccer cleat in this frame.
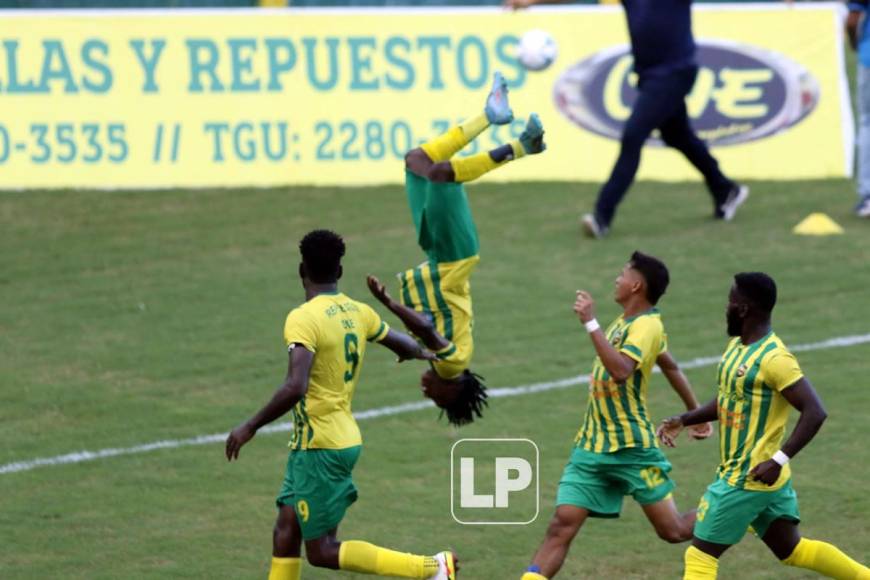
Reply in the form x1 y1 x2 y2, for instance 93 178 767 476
581 213 609 239
716 184 750 221
432 550 458 579
856 197 870 218
485 72 514 126
519 113 546 155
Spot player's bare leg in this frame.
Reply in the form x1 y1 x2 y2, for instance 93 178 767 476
270 504 303 580
522 505 589 579
641 495 696 543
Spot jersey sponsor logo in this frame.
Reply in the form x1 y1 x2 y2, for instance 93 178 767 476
718 406 745 429
610 330 623 346
553 40 819 147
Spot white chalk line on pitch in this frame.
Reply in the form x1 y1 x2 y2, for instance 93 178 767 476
2 332 869 477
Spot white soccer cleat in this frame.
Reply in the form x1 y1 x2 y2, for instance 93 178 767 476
431 550 458 579
717 184 750 221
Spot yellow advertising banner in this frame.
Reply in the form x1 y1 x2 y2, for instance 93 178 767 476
0 4 851 189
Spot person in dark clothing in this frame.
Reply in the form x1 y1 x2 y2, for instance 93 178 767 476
506 0 749 238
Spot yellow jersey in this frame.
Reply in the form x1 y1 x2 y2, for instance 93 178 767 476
716 331 803 491
399 256 479 379
575 309 668 453
283 291 390 450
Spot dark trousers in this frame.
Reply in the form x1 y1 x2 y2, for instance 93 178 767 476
594 66 735 226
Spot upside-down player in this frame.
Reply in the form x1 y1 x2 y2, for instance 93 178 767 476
521 252 713 580
225 230 458 580
658 272 870 579
366 72 545 424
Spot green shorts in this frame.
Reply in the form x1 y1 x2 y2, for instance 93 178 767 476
694 477 800 545
276 446 361 540
405 170 479 263
557 446 675 518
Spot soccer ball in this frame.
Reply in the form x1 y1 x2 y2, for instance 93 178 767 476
516 29 558 72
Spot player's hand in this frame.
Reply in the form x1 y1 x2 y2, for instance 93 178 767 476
574 290 596 324
657 415 683 448
687 422 714 440
366 275 392 305
397 346 437 364
225 422 256 461
749 459 782 486
503 0 535 10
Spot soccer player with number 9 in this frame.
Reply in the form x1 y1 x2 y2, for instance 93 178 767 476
225 229 457 580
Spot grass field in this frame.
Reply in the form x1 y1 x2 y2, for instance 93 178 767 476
2 176 870 579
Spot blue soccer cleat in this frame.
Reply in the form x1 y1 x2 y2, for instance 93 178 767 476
485 72 514 125
519 113 546 155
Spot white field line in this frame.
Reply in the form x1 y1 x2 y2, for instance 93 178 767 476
3 332 869 476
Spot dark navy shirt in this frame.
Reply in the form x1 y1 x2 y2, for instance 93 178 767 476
623 0 696 77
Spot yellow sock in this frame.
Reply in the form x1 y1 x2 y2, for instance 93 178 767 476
421 113 489 162
450 152 500 182
684 546 718 579
521 572 548 580
338 540 439 579
449 140 525 183
268 557 301 580
783 538 870 579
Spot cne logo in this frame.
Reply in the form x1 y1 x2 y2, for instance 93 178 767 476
553 40 819 147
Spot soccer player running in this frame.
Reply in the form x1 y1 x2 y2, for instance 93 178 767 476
225 230 458 580
366 72 545 424
505 0 748 238
658 273 870 579
521 252 713 580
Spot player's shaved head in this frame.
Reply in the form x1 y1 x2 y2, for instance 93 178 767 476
734 272 777 314
629 251 669 305
299 229 345 284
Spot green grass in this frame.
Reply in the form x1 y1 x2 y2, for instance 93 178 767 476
1 178 870 579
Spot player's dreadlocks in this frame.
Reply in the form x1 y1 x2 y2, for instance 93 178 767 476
441 370 489 426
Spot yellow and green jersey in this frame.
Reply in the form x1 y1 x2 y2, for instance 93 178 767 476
575 309 668 453
283 292 390 451
398 256 479 380
715 332 803 491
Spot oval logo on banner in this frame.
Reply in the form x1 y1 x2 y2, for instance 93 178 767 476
553 40 819 147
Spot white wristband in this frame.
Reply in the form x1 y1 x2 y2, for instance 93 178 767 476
772 450 790 466
584 318 600 333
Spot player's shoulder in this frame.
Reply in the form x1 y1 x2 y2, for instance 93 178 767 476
631 308 665 332
339 294 379 317
759 333 797 364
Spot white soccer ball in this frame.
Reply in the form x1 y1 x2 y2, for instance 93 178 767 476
517 29 558 72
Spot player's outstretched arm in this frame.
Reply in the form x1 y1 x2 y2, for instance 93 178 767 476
224 345 313 461
367 275 451 352
573 290 637 382
750 377 827 485
656 351 713 440
377 329 438 363
657 397 718 448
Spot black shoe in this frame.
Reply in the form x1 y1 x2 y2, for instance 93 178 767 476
581 213 609 239
715 184 750 221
